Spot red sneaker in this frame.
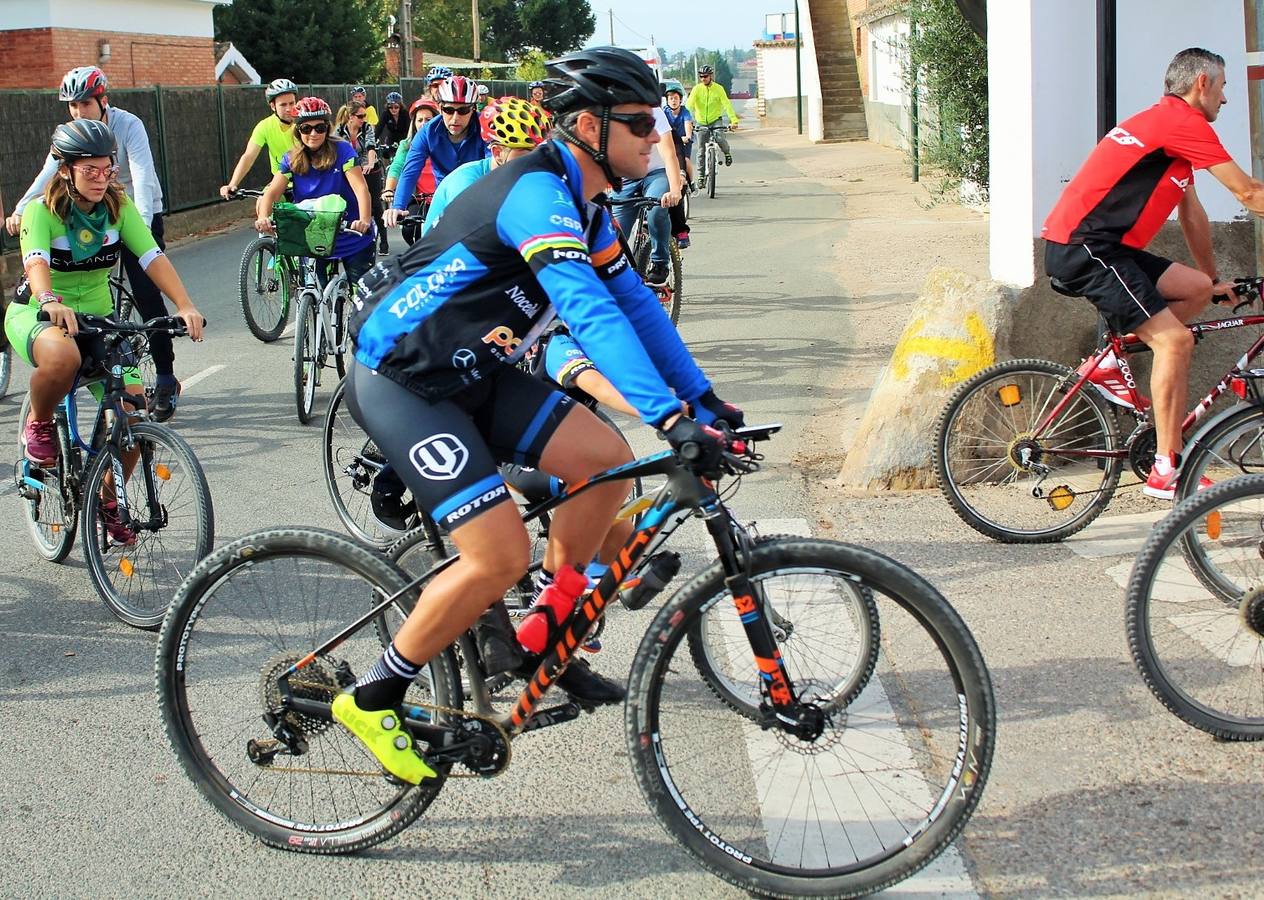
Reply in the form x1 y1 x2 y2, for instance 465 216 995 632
22 418 57 465
1143 468 1213 501
99 500 137 545
1075 355 1141 410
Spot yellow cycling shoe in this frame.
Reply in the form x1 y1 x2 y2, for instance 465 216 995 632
331 692 437 785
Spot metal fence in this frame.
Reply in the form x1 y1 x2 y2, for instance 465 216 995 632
0 80 530 252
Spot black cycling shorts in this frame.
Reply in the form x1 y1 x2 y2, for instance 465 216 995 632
1044 240 1175 334
345 360 576 531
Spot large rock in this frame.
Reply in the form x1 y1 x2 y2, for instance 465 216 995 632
839 268 1019 490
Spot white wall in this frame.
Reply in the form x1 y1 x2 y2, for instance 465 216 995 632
0 0 222 37
756 6 824 139
989 0 1251 286
868 13 908 105
761 45 801 100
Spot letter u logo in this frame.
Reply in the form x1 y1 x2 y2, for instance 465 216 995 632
409 434 469 480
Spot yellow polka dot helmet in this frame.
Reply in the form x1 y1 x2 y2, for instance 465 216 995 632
479 96 552 150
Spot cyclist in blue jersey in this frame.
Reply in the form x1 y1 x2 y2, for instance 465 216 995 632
421 96 551 235
382 76 488 229
334 47 744 784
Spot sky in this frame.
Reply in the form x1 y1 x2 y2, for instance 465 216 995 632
584 0 783 54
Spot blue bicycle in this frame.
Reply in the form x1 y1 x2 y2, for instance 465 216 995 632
14 312 213 629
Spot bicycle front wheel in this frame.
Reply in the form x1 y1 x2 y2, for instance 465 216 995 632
627 538 993 897
707 147 717 199
0 345 12 399
239 235 291 342
156 528 463 851
1126 475 1264 740
935 358 1123 542
81 422 213 629
294 292 319 424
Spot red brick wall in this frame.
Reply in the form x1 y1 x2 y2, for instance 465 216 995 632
0 27 216 89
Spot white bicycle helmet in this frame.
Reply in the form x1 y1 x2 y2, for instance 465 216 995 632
266 78 298 101
437 76 480 105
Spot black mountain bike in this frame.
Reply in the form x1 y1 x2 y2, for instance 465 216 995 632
156 425 993 897
14 312 213 629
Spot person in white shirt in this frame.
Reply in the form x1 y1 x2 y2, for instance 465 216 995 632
608 104 683 287
4 66 185 421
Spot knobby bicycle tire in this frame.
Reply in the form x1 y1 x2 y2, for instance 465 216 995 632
294 291 319 424
239 235 291 343
155 528 463 852
18 395 77 563
626 538 994 898
1126 475 1264 740
935 357 1123 543
0 345 12 399
81 422 214 630
631 230 683 325
707 146 717 199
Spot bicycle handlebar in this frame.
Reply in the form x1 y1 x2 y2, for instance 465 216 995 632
225 188 265 199
37 310 203 337
675 423 782 478
1230 276 1264 313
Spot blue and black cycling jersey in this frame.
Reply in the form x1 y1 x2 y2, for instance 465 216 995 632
350 139 710 427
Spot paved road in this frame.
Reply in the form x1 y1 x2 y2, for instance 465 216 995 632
5 122 1256 897
0 126 977 898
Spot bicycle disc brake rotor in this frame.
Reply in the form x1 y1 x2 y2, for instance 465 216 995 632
259 653 353 738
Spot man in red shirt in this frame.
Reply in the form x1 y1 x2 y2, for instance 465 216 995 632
1043 47 1264 499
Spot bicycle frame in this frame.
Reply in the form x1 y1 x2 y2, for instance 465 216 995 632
279 431 807 742
1033 311 1264 461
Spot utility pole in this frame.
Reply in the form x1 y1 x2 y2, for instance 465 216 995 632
1247 0 1263 272
472 0 481 62
400 0 414 78
609 9 615 44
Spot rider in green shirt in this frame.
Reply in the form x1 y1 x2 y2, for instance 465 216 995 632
220 78 299 198
685 65 740 166
7 120 204 539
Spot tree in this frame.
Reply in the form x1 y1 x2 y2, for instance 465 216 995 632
214 0 386 83
515 49 548 82
413 0 594 61
906 0 989 197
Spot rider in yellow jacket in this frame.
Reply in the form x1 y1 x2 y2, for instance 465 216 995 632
685 65 740 166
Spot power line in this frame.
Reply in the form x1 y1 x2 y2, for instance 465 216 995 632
609 9 653 45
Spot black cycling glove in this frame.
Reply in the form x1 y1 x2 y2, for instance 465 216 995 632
661 416 727 473
692 389 746 429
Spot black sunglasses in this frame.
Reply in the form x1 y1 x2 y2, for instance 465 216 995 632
297 122 329 135
606 111 657 138
441 105 474 116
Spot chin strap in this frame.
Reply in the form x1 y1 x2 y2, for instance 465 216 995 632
554 107 621 189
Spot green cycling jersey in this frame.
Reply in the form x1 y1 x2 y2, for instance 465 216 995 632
18 196 159 314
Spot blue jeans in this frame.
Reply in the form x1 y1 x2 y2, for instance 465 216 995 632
611 169 671 264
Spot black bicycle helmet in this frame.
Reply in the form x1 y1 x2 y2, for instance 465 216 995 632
50 118 116 161
698 64 715 76
542 46 661 116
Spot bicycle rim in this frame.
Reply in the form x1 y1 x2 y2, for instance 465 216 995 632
17 396 78 561
156 529 460 851
936 359 1121 542
1126 475 1264 740
0 345 12 398
628 539 993 897
82 424 213 629
322 378 410 547
240 237 290 342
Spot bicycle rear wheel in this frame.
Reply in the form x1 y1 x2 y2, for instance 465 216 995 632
1176 403 1264 503
16 398 77 562
294 292 319 424
935 358 1123 542
322 377 413 547
156 528 463 851
239 235 291 342
1126 475 1264 740
81 422 213 629
627 538 994 897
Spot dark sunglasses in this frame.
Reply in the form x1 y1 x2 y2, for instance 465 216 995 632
607 111 657 138
441 105 474 116
354 112 367 119
297 122 329 135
